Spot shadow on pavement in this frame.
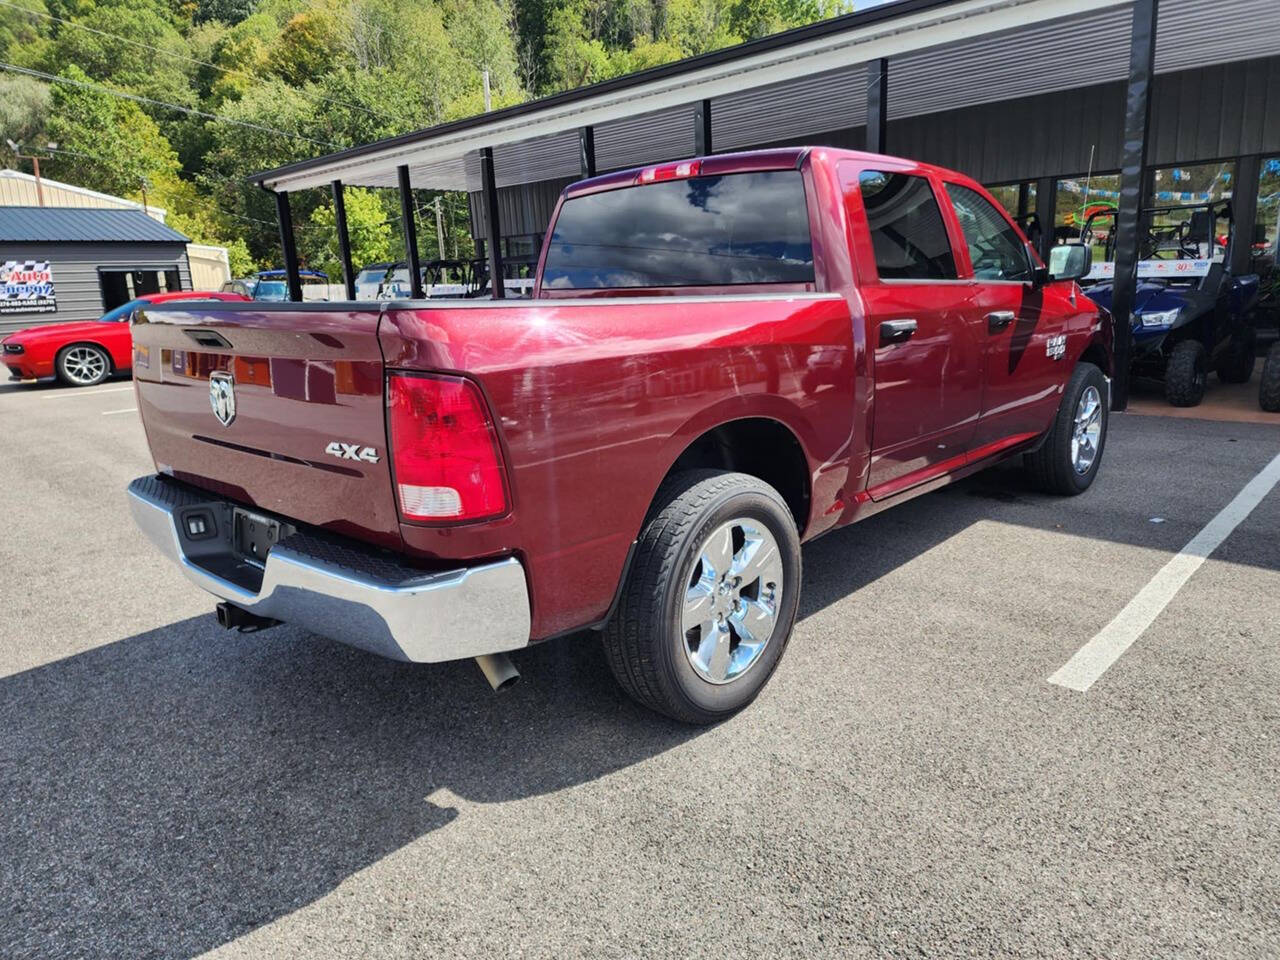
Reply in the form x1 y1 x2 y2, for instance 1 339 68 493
0 619 698 959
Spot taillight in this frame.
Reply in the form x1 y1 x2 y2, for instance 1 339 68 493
388 373 509 523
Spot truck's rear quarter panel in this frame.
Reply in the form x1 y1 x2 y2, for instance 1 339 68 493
380 294 855 637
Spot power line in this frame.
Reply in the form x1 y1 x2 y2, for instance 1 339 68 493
0 0 408 125
0 61 341 148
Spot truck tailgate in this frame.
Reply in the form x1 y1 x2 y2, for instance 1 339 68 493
130 303 401 549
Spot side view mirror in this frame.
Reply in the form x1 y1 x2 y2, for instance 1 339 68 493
1047 241 1092 282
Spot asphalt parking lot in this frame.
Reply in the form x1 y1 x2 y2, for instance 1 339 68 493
1 376 1277 959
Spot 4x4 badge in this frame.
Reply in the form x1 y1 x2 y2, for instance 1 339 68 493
325 441 380 464
209 371 236 426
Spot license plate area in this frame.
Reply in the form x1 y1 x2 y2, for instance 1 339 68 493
233 509 291 566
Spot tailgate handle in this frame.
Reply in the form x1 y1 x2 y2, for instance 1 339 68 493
184 329 233 348
879 319 917 345
986 310 1016 332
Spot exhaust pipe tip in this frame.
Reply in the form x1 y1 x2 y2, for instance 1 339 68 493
474 653 520 692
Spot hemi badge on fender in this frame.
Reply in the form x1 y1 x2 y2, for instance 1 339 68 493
1046 334 1067 361
325 441 380 464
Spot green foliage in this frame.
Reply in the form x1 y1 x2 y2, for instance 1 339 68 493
301 186 391 277
195 0 257 24
43 65 181 200
0 0 50 66
0 76 52 146
2 0 851 278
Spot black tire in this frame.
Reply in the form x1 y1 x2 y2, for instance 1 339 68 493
55 343 111 387
1164 339 1207 407
1215 332 1256 384
602 470 802 725
1026 362 1108 496
1260 342 1280 413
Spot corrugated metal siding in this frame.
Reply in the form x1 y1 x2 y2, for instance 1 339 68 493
0 208 188 244
186 244 231 291
832 54 1280 182
468 177 574 239
0 242 192 334
0 170 168 222
468 50 1280 239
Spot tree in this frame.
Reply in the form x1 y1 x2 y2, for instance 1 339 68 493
0 0 50 67
43 66 181 200
0 76 52 147
38 2 197 121
272 9 342 87
301 187 392 277
194 0 256 24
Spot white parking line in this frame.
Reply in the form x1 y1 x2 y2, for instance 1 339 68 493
101 407 138 416
38 385 135 401
1049 450 1280 692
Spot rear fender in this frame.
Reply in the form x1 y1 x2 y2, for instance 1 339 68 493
654 395 839 540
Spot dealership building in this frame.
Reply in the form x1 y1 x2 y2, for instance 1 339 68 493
0 171 233 335
248 0 1280 407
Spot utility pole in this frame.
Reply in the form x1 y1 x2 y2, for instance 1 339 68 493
482 69 492 112
6 139 44 206
434 196 445 260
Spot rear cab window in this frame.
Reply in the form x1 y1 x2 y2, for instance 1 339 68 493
540 170 815 292
855 170 958 281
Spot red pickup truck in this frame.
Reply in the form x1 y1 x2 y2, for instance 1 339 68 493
127 147 1111 723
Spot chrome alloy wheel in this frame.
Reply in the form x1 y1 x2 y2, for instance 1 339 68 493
62 346 107 385
1071 384 1103 475
682 517 784 685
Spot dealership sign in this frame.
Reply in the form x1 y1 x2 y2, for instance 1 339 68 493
0 260 57 314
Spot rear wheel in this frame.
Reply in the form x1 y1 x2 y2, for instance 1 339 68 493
1260 342 1280 413
1215 331 1256 384
56 344 110 387
1026 362 1108 496
1164 339 1207 407
602 470 801 724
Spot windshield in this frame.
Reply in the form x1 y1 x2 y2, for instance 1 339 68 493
252 281 290 301
542 170 815 289
99 298 147 322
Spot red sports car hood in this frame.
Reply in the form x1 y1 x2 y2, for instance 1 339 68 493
3 320 115 343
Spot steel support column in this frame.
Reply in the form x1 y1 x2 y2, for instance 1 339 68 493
1017 182 1030 224
1110 0 1158 411
396 164 424 300
694 99 712 156
331 179 356 300
1035 176 1056 262
272 189 303 302
480 147 505 299
579 126 596 178
1230 154 1261 277
866 58 888 154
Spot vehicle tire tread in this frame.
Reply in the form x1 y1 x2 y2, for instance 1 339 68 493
601 470 790 724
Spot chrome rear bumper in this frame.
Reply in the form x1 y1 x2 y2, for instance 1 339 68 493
127 475 530 663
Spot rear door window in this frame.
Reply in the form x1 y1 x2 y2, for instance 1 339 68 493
541 171 814 289
857 171 957 280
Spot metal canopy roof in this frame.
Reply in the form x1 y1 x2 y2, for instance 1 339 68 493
0 207 189 244
254 0 1280 194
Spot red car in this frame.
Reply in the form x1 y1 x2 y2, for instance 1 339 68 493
2 290 249 387
127 147 1110 723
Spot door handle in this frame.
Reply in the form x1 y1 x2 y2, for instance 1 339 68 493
879 318 917 345
986 310 1016 332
